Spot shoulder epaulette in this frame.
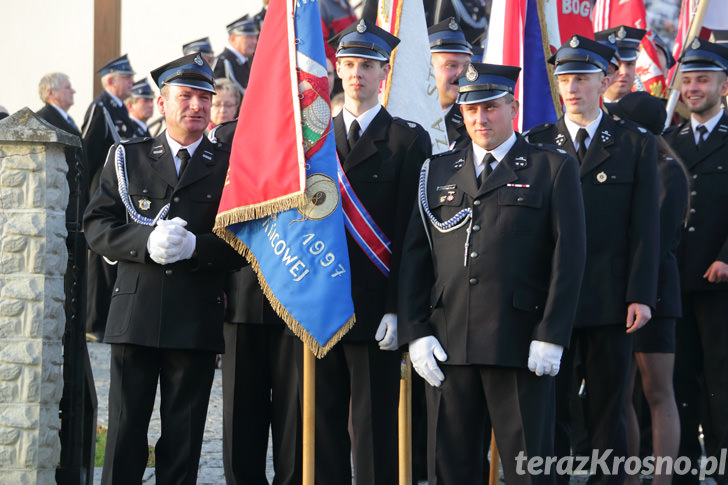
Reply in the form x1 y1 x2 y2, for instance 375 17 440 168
119 137 151 145
523 122 553 138
392 117 423 131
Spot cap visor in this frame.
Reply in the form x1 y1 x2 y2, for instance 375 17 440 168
336 47 387 61
554 62 603 75
457 90 508 105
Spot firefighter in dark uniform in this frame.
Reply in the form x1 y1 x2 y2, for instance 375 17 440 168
82 54 138 343
398 62 586 484
525 35 659 485
429 17 472 151
83 53 244 484
305 19 431 485
213 15 258 96
183 36 215 64
594 26 646 104
125 79 154 139
663 38 728 485
209 121 302 485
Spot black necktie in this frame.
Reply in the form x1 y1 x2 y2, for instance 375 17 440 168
576 128 589 163
478 153 494 187
348 120 361 151
696 125 708 150
177 148 191 178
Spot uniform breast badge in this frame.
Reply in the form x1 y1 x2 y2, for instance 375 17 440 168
596 171 607 183
138 198 151 211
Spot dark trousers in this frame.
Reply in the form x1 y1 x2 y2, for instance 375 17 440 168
555 326 632 485
86 249 116 338
307 341 401 485
674 291 728 484
101 344 215 485
221 322 302 485
425 364 555 485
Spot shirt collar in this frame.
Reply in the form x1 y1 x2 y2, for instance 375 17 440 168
342 104 382 136
564 110 603 149
226 44 248 65
165 131 204 159
49 103 70 121
691 110 723 138
472 132 517 177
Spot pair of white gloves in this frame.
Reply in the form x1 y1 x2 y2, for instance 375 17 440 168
146 217 196 265
375 315 564 387
409 336 564 387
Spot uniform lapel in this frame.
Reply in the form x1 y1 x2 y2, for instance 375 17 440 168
453 147 479 199
342 108 390 172
147 133 179 188
579 115 615 177
674 122 700 169
333 114 349 161
695 114 728 165
552 118 577 159
176 137 216 190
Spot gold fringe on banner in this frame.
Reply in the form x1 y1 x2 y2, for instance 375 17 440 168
212 225 357 359
214 191 308 232
536 0 563 118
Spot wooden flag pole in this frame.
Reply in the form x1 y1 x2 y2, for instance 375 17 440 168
303 347 316 485
489 429 500 485
398 353 413 485
665 0 713 129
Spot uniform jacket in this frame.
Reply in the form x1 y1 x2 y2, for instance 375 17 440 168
444 104 470 151
82 90 136 195
664 114 728 293
36 103 88 222
334 107 431 341
398 135 586 367
83 132 245 352
655 156 689 318
525 115 659 326
213 47 251 95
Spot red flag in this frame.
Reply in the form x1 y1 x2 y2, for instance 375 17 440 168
592 0 647 31
216 0 306 222
667 0 711 86
635 30 667 98
546 0 595 47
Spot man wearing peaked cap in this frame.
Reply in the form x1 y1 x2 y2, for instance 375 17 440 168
398 62 586 483
125 79 155 138
526 34 659 485
595 26 646 103
213 14 258 95
81 53 139 345
663 38 728 485
428 17 473 151
83 53 244 484
183 37 215 64
305 17 431 485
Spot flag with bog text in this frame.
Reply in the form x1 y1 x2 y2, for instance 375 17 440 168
592 0 647 31
376 0 450 154
486 0 592 131
214 0 355 358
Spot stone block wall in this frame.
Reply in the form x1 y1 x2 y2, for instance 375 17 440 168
0 108 77 484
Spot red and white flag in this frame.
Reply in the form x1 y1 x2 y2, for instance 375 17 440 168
635 30 667 97
592 0 647 31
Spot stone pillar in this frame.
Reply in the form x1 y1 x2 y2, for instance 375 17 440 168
0 108 80 484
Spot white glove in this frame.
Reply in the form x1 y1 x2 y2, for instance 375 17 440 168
409 336 448 387
146 218 195 265
527 340 564 377
375 313 398 351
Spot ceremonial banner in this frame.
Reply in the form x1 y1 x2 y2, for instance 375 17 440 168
635 31 668 97
215 0 355 357
592 0 647 31
377 0 450 154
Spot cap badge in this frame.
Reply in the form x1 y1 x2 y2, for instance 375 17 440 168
356 19 367 33
465 63 478 82
448 19 458 31
555 133 566 146
608 33 616 44
569 36 579 48
138 198 151 211
596 171 607 183
617 26 626 39
194 54 204 66
691 38 700 49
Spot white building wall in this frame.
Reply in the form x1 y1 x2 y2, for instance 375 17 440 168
0 0 261 125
